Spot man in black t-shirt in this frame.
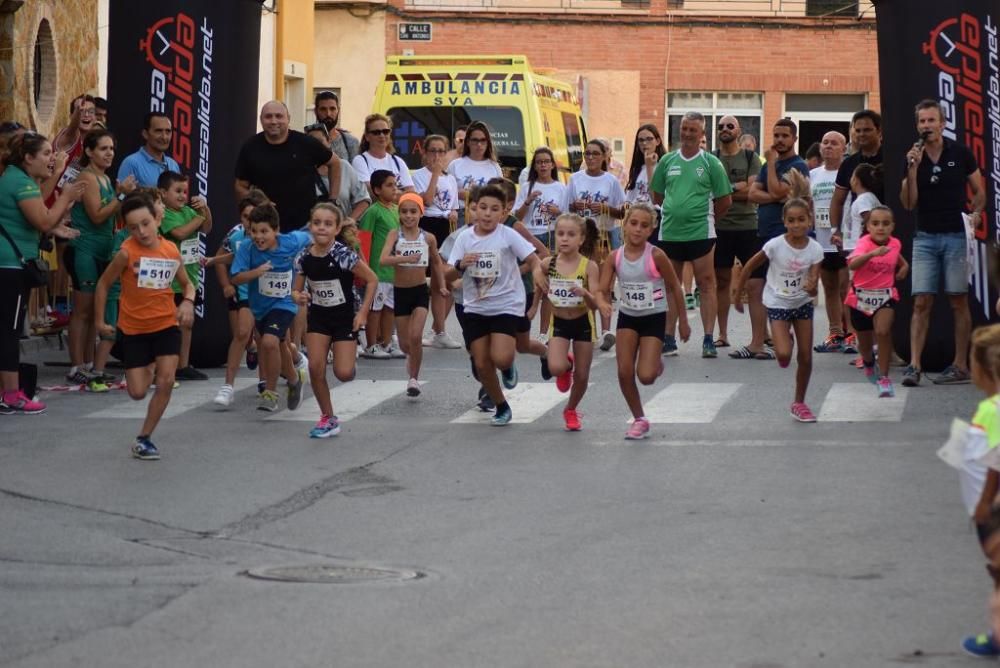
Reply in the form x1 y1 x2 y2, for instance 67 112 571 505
900 99 985 386
829 109 883 250
234 101 334 232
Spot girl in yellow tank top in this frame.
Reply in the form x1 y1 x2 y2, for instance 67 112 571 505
535 214 600 432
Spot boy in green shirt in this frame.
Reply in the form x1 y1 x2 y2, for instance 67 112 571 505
358 169 401 359
157 171 213 379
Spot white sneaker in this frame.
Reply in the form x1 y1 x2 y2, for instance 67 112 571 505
422 331 435 347
387 336 407 359
406 377 421 397
213 384 234 407
536 333 549 345
432 331 462 349
365 345 391 359
295 352 308 374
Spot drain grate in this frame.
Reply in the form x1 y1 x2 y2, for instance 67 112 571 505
244 564 424 584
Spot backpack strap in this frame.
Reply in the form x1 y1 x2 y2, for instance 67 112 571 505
613 247 623 274
644 243 661 279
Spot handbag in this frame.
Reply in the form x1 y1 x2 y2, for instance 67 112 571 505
0 221 49 288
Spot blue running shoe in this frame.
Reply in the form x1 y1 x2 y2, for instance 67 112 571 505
962 632 1000 658
132 437 160 461
501 363 518 390
491 403 512 426
662 335 678 357
309 415 341 439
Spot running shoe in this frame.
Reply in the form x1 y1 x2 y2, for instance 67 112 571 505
563 408 582 431
295 351 309 374
406 378 421 397
0 390 46 415
387 336 407 359
287 369 306 410
684 293 696 310
877 376 895 398
662 335 678 357
536 333 549 345
932 365 972 385
790 402 817 423
257 380 267 395
245 347 259 370
257 389 279 412
491 402 513 426
901 365 921 387
702 336 717 359
599 332 616 352
309 415 341 439
65 369 92 385
421 331 435 347
624 417 650 440
841 333 859 354
963 632 1000 658
501 363 518 390
556 353 574 393
862 362 877 384
813 333 845 353
431 331 462 349
363 345 391 359
86 377 110 393
477 386 495 412
94 371 119 385
131 437 160 461
540 355 552 381
213 384 234 407
175 366 209 381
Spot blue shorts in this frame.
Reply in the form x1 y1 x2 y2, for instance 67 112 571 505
255 309 296 340
911 231 968 295
767 302 814 321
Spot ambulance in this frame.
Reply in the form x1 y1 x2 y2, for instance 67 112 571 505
372 55 587 181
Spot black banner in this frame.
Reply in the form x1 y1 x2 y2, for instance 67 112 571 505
875 0 999 370
108 0 262 367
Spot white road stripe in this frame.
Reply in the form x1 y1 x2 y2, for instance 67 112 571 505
450 382 571 424
85 377 259 419
817 382 908 422
643 382 742 423
266 380 410 422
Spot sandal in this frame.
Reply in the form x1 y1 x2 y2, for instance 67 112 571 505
728 346 755 359
754 347 776 360
714 338 730 348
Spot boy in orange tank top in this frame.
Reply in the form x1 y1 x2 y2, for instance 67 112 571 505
95 193 195 460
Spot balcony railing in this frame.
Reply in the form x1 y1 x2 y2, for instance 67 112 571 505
402 0 874 16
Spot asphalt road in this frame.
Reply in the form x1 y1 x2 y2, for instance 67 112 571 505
0 307 987 668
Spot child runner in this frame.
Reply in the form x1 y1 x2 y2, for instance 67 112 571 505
358 169 405 359
842 163 883 357
157 170 212 381
379 192 447 397
445 183 543 425
210 188 269 407
292 203 378 438
230 202 309 412
735 197 824 422
94 193 195 460
596 203 688 440
537 213 600 431
844 205 908 397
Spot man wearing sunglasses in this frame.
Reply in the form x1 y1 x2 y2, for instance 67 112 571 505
899 99 985 386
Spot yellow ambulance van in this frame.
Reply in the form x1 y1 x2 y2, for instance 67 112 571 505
373 55 587 181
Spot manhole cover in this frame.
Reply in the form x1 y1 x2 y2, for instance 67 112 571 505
244 564 423 584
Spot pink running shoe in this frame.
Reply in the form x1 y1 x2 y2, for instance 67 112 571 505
555 353 574 393
790 402 816 423
624 416 651 440
0 390 46 415
563 408 582 431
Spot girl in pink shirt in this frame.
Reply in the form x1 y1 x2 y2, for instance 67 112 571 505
844 205 909 397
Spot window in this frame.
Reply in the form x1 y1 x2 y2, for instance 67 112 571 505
562 112 584 174
806 1 858 17
30 19 56 126
665 92 763 152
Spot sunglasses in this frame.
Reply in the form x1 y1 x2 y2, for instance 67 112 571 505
718 123 736 130
304 122 329 137
584 151 603 157
467 137 488 144
367 128 391 136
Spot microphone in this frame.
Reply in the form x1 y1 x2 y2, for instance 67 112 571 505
910 130 932 165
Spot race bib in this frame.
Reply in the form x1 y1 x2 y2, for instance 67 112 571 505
531 201 555 230
855 288 891 315
309 279 346 307
776 271 803 297
396 239 428 267
815 208 831 229
57 164 81 190
179 237 201 265
619 281 654 311
136 256 179 290
467 250 500 279
548 278 583 308
259 270 292 298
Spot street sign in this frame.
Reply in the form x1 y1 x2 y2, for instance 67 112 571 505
399 23 432 41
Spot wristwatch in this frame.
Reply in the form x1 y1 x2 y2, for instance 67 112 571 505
117 192 127 202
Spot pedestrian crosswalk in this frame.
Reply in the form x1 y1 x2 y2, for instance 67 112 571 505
82 379 914 426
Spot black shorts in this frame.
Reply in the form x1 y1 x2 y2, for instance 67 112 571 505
552 314 593 342
255 309 296 340
307 309 356 341
617 311 667 339
419 216 451 249
517 293 534 334
821 251 847 271
394 284 430 317
227 295 250 311
714 229 760 268
849 300 896 332
462 311 520 344
661 238 716 263
120 326 181 369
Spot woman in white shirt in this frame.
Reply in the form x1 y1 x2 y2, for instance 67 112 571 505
350 113 415 197
448 120 502 226
625 124 665 210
